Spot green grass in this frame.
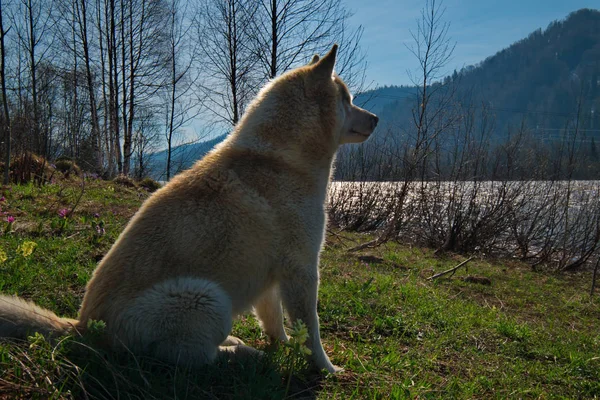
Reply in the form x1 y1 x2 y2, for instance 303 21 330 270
1 179 599 399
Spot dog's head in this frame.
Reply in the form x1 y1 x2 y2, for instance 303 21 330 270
240 45 378 160
306 45 379 146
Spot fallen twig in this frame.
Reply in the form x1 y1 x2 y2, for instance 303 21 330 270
428 256 475 280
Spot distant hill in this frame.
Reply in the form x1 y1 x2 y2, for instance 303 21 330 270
354 85 417 117
370 8 600 139
454 8 599 135
146 134 227 180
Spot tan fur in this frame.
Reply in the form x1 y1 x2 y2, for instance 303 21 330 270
0 45 378 373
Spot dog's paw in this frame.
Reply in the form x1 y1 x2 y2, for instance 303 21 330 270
327 365 344 374
222 335 245 346
219 344 264 362
315 362 344 374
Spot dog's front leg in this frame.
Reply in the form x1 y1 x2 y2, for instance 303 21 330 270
280 267 341 373
254 285 289 344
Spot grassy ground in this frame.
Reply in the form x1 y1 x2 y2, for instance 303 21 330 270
0 178 598 399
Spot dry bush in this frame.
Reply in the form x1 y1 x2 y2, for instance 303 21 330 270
112 174 137 188
328 182 392 231
9 152 55 185
330 104 600 272
137 177 161 193
54 158 82 179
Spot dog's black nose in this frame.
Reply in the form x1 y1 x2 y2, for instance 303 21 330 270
372 115 379 129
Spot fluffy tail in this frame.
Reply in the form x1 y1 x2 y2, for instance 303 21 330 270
0 295 80 340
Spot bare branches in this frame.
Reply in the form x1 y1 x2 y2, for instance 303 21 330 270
195 0 258 127
0 0 368 181
163 0 202 180
248 0 367 93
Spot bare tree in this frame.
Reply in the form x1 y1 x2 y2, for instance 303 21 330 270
75 0 103 171
249 0 367 92
0 0 11 184
349 0 456 252
196 0 258 126
11 0 55 156
83 0 167 176
107 0 122 175
133 107 160 179
164 0 201 181
118 0 166 176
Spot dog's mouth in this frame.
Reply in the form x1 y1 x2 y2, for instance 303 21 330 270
350 129 372 137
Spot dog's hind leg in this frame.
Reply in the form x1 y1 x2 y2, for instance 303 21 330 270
219 342 263 362
114 277 236 367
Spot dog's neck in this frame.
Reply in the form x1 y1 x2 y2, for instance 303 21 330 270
231 97 338 171
219 79 339 202
221 124 335 207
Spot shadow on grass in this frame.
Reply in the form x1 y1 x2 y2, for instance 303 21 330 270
0 334 324 399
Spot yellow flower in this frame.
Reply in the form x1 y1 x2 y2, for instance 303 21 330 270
18 241 37 257
0 248 7 263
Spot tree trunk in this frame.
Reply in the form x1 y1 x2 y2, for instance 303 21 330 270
78 0 103 173
0 1 10 184
98 0 113 175
166 12 176 181
26 0 41 156
120 0 129 175
108 0 121 175
270 0 276 79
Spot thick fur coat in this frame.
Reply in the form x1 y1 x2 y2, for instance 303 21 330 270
0 45 378 373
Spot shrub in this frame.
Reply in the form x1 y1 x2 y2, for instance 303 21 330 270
54 158 82 178
137 177 161 192
9 152 55 185
112 174 136 188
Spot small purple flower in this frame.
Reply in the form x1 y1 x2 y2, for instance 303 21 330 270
6 215 14 223
93 213 100 218
0 196 5 202
95 225 105 235
58 208 69 218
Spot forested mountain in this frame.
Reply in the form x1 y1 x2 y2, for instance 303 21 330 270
455 8 599 135
373 8 600 142
331 8 600 180
145 134 227 180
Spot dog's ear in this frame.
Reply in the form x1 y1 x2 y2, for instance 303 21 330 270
308 54 320 65
312 44 338 79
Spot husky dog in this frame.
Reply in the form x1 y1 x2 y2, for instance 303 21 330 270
0 44 378 373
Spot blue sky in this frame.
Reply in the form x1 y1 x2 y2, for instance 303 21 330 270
345 0 600 87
